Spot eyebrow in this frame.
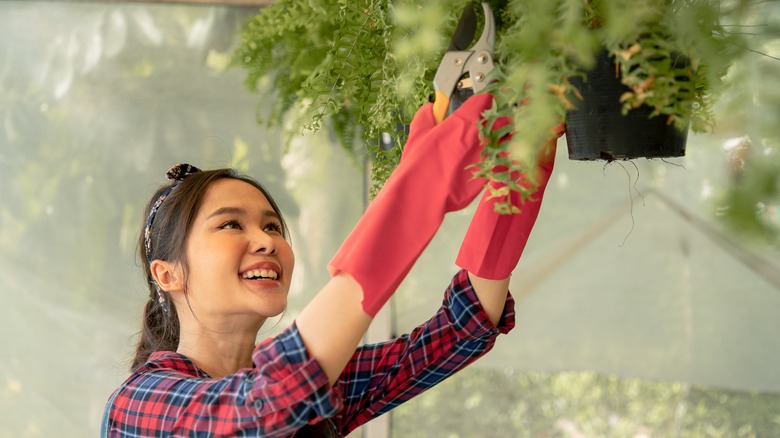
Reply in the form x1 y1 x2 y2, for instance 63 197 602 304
207 206 280 221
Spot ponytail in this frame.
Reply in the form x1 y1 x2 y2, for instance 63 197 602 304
131 296 180 370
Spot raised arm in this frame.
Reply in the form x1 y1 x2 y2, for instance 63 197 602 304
296 94 497 385
457 123 565 324
333 269 516 434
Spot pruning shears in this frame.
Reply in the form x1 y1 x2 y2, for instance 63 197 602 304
432 2 496 124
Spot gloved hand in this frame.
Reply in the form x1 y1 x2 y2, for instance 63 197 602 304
455 123 565 280
328 93 495 317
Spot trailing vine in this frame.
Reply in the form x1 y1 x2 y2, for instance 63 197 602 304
233 0 433 197
233 0 759 213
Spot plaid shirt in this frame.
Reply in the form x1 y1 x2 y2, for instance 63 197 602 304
105 269 515 437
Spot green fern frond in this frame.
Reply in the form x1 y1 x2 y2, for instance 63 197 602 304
231 0 340 128
300 1 388 133
233 0 766 215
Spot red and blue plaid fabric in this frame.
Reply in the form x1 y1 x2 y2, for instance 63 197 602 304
105 269 515 437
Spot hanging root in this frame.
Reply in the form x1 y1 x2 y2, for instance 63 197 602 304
660 158 685 169
603 159 656 246
602 160 612 176
629 160 645 207
613 161 636 248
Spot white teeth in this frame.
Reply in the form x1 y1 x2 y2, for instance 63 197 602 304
260 269 278 280
241 269 278 280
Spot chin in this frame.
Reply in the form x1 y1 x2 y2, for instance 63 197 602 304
256 299 288 319
265 305 287 318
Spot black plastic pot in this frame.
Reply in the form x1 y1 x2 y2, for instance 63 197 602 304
564 49 688 161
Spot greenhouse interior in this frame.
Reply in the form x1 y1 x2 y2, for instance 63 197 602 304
1 1 779 437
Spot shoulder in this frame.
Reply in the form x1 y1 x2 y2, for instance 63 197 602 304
110 351 208 417
115 351 207 399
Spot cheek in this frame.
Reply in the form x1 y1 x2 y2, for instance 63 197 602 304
279 239 295 273
185 237 234 279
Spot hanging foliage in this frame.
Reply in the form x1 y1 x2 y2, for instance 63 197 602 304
233 0 779 240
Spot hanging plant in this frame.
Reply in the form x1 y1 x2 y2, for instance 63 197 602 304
232 0 779 233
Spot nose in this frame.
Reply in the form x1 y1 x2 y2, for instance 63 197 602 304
249 228 277 255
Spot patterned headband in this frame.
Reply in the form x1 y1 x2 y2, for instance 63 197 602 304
143 163 201 265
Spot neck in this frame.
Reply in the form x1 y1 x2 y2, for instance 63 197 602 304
176 317 264 379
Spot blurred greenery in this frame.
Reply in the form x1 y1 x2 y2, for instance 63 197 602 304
393 367 780 438
233 0 780 236
0 4 334 435
233 0 780 244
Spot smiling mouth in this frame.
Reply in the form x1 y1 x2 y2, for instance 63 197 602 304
240 269 279 281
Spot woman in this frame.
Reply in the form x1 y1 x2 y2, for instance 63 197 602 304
103 94 561 436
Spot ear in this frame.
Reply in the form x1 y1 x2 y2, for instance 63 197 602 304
150 259 185 294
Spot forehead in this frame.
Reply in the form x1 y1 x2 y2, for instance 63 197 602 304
199 178 272 215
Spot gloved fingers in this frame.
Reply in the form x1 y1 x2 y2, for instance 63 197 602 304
537 137 558 170
536 122 565 171
394 92 498 213
501 122 563 173
401 102 436 161
448 92 494 126
553 122 566 138
402 93 494 164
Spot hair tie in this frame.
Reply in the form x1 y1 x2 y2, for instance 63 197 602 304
144 164 201 265
166 163 200 182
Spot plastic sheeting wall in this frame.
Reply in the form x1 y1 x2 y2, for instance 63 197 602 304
1 2 779 437
0 3 363 435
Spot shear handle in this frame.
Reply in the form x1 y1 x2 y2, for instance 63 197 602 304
432 2 495 124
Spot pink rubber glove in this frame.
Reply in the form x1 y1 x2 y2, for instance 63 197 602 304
328 93 495 317
455 123 565 280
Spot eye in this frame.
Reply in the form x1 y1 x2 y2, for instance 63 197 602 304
219 219 243 230
263 221 283 235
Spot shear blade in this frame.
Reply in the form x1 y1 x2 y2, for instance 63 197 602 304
448 3 477 51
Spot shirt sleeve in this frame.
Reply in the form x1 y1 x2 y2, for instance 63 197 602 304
107 323 341 437
332 268 516 435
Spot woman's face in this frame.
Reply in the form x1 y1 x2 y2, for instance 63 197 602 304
181 178 294 324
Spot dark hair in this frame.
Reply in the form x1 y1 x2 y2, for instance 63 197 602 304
131 168 288 371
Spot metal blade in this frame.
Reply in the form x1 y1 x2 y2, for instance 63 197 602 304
448 3 477 51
